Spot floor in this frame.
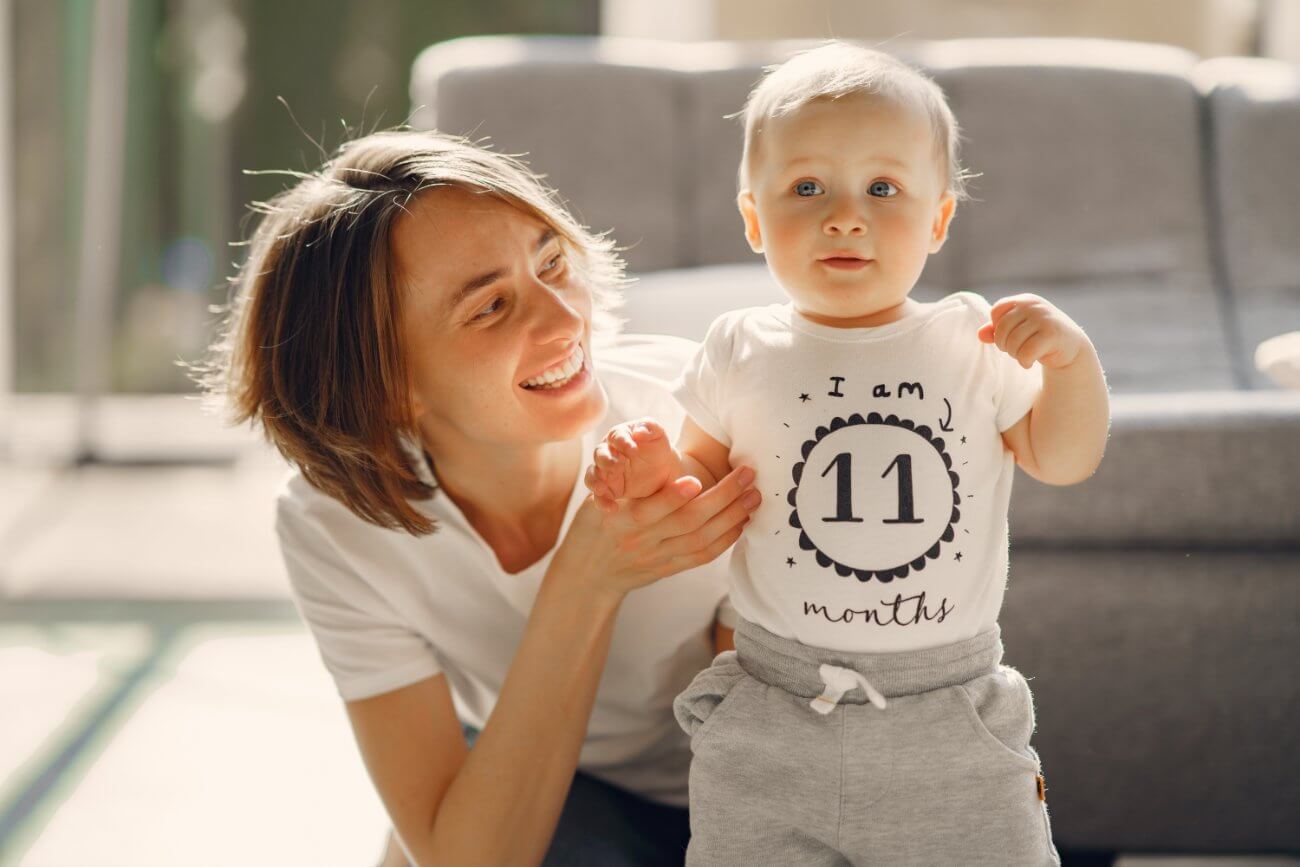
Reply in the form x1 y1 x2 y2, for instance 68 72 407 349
1 396 391 866
0 396 1295 866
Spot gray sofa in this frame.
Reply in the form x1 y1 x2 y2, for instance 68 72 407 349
411 36 1300 858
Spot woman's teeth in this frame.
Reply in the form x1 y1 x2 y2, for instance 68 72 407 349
521 346 585 390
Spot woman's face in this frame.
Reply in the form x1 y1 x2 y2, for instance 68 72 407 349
393 185 608 451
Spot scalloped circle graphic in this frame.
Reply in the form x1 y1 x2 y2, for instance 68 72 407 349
788 413 960 582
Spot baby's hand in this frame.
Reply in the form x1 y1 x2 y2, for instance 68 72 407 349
977 293 1088 370
583 418 681 513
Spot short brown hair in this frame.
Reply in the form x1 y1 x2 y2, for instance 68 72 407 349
739 41 975 201
191 129 626 535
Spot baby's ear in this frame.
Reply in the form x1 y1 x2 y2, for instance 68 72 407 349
737 191 764 254
929 191 957 254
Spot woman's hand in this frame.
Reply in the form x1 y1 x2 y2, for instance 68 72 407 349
554 464 761 600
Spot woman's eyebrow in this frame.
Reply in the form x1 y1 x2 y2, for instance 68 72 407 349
447 227 557 309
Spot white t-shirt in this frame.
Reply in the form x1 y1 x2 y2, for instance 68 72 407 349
274 334 731 808
672 292 1043 654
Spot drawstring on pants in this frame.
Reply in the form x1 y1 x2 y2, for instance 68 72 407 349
810 663 888 714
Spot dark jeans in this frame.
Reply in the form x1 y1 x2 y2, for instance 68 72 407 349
392 725 691 866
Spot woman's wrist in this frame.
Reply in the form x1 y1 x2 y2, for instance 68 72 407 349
542 557 627 610
537 561 626 624
545 527 628 609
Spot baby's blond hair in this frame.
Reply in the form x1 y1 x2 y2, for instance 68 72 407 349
738 41 975 201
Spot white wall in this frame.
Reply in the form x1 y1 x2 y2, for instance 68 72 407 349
1262 0 1300 62
601 0 715 41
603 0 1263 57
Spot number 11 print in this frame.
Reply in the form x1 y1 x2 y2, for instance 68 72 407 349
820 452 924 525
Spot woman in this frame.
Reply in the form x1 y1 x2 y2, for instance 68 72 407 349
195 128 761 866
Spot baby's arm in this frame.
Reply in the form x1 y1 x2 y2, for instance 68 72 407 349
679 418 738 656
675 415 733 494
584 416 734 512
979 293 1110 485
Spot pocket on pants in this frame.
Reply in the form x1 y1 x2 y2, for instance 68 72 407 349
951 665 1040 771
672 650 747 752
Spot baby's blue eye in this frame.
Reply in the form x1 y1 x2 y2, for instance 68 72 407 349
869 180 898 197
794 180 823 197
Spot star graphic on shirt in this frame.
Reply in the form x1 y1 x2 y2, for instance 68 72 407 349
954 551 963 562
960 435 967 444
786 557 796 567
798 393 811 403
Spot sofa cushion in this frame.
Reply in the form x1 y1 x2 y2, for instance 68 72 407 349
410 36 684 273
917 39 1213 288
973 273 1240 392
1195 57 1300 389
619 264 782 342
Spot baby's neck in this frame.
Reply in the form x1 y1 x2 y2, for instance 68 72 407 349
796 297 926 329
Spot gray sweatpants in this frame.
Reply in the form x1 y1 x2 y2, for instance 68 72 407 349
673 617 1062 866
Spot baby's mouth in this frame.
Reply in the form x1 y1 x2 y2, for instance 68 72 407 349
819 256 874 270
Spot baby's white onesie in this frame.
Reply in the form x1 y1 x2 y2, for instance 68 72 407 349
672 291 1043 653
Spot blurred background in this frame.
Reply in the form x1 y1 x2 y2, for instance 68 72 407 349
1 1 1298 866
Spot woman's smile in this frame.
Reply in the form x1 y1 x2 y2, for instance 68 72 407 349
519 344 594 396
520 344 586 389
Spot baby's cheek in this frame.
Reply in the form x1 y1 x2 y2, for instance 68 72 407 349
764 224 808 277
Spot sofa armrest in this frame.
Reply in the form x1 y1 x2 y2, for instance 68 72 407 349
1195 57 1300 389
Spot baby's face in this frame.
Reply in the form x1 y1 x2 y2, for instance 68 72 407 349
739 94 956 324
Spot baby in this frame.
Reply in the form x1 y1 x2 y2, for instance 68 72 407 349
586 42 1108 865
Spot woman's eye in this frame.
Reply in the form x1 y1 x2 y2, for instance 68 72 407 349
794 180 823 197
472 297 504 321
869 180 898 197
540 253 563 275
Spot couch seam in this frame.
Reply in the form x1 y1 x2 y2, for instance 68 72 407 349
1194 79 1252 390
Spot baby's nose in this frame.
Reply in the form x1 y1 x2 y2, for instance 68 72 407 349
824 217 867 236
823 204 868 235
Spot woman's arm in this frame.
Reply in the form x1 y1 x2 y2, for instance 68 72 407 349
346 676 471 865
347 579 621 867
348 467 761 867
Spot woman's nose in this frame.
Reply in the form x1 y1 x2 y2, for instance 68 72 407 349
528 279 585 344
822 197 868 236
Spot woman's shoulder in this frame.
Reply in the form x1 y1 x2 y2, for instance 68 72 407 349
594 332 697 385
276 467 347 525
593 332 698 429
275 469 364 561
274 466 431 562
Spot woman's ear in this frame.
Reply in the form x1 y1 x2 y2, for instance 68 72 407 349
929 191 957 254
408 385 428 420
737 190 764 254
